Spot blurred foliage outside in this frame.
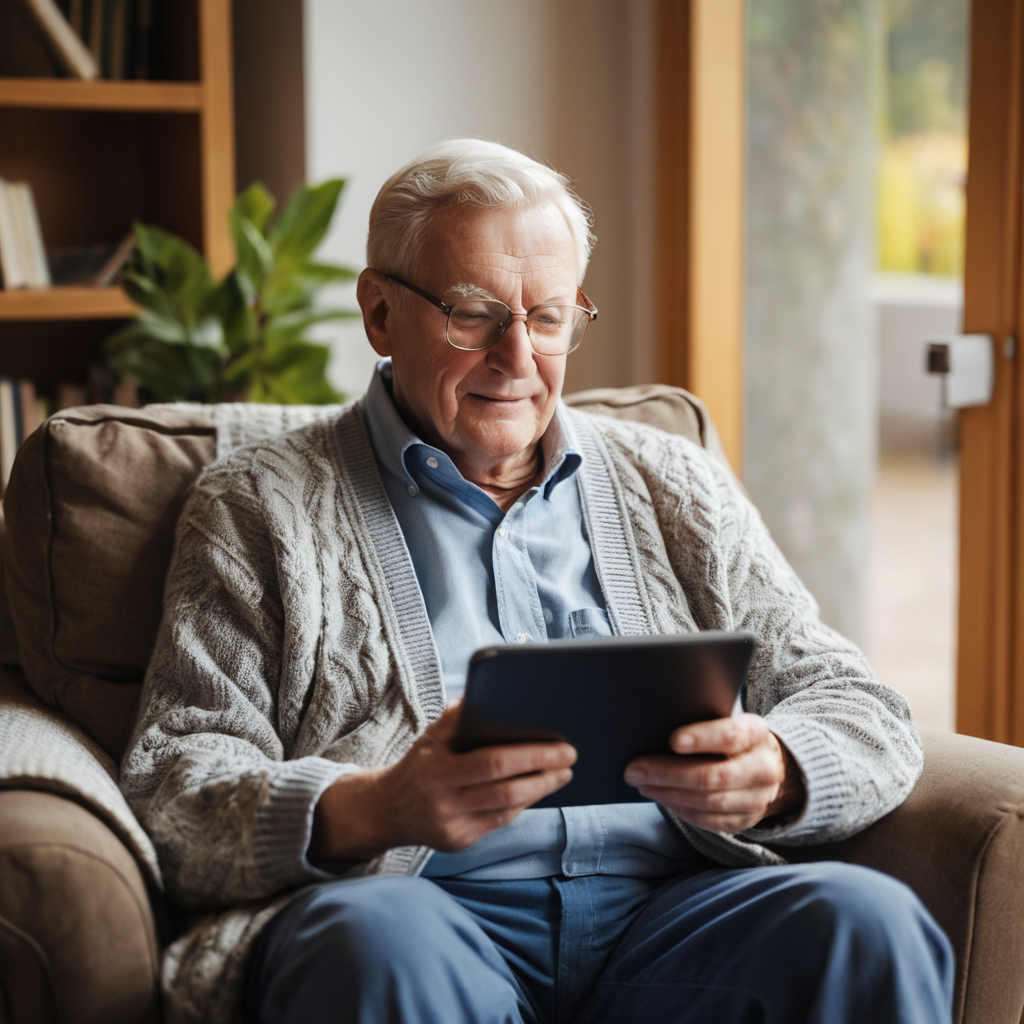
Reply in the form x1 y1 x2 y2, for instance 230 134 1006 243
877 0 970 276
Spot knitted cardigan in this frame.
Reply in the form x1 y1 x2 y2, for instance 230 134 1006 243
120 402 922 1024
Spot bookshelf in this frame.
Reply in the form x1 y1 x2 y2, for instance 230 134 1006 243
0 0 235 392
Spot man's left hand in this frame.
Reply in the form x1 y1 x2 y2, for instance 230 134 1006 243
624 713 805 834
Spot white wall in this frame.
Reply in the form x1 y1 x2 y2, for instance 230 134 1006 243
304 0 657 398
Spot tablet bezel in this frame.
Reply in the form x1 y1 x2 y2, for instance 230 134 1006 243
451 630 757 808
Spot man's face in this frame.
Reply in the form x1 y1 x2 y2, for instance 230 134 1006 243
368 202 579 479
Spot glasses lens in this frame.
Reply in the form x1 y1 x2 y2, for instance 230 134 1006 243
527 306 591 355
447 300 510 350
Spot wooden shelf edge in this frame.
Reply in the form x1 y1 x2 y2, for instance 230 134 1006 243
0 287 136 321
0 78 203 112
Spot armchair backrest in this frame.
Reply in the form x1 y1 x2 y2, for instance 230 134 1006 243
2 384 721 760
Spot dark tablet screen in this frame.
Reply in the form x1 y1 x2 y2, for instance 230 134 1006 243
452 631 757 808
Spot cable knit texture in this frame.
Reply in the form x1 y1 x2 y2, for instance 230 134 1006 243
120 401 921 1024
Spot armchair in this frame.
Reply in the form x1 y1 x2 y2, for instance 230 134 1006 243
1 388 1022 1024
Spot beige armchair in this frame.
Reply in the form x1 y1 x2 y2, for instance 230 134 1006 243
1 389 1022 1024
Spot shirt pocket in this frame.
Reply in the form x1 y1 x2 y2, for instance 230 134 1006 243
567 607 613 639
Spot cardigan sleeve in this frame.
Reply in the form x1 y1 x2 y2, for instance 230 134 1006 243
119 479 358 912
705 457 923 846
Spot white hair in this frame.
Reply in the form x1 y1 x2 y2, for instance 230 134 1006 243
366 139 595 285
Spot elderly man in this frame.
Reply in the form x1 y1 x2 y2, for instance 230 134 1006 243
121 139 952 1024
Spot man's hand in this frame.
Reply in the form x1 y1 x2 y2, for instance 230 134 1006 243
310 706 576 862
624 713 804 834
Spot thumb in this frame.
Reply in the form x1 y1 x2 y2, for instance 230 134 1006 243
426 702 463 740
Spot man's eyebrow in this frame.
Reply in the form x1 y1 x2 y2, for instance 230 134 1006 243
449 282 576 305
450 282 499 300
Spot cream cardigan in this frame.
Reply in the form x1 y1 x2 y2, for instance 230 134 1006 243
120 402 921 1023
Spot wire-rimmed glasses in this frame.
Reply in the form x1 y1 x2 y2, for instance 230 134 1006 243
384 274 598 356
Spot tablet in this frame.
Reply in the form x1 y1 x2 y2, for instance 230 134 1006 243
452 631 757 808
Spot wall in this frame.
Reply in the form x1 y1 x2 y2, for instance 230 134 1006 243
303 0 657 397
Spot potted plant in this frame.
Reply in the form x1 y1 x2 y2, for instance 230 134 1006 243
105 179 358 404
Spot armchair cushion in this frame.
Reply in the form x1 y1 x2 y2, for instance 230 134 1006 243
4 406 216 758
3 386 713 760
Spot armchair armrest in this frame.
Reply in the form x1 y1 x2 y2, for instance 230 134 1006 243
0 670 163 1022
783 729 1024 1024
0 789 161 1024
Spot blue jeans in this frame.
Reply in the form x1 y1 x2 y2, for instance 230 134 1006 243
244 863 953 1024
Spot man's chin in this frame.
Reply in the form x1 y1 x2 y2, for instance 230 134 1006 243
461 423 545 462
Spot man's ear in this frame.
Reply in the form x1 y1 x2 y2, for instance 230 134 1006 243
357 269 393 357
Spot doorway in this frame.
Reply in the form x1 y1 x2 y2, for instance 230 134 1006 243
865 0 969 732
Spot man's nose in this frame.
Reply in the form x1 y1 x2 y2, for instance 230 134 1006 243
486 315 536 377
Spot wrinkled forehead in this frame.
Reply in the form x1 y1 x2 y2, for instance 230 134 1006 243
416 203 579 292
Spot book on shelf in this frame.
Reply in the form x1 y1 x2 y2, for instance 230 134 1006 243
0 180 51 290
46 231 134 287
12 0 156 81
0 378 44 496
18 0 99 80
55 369 139 410
0 372 141 491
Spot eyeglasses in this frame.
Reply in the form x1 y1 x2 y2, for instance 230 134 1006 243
384 274 598 356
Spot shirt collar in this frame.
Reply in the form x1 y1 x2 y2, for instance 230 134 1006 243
363 359 582 503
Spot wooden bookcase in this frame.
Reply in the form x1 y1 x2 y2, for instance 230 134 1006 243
0 0 235 393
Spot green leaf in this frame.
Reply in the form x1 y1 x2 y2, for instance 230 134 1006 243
230 182 276 235
269 179 346 264
231 216 275 293
264 308 360 349
209 272 257 355
131 222 216 332
106 337 220 403
262 260 359 317
297 261 359 284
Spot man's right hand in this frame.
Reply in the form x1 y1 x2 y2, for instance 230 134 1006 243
309 706 576 862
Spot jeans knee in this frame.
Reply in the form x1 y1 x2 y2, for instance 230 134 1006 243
779 863 951 971
285 876 460 973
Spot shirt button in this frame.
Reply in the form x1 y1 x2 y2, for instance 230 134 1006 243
426 456 438 469
515 632 532 644
407 484 418 496
497 529 506 537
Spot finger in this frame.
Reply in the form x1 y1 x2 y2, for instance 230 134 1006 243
454 742 578 786
458 767 574 813
661 808 767 835
669 713 769 756
626 747 783 793
634 781 778 817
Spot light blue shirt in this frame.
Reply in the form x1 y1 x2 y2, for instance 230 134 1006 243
363 361 700 879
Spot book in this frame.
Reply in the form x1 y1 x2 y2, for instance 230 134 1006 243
99 0 116 76
55 380 87 410
45 232 132 287
131 0 152 79
0 183 28 290
0 0 63 75
108 0 128 78
8 182 51 289
91 231 134 287
0 379 46 495
19 381 39 443
87 0 104 72
0 381 17 495
19 0 99 80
